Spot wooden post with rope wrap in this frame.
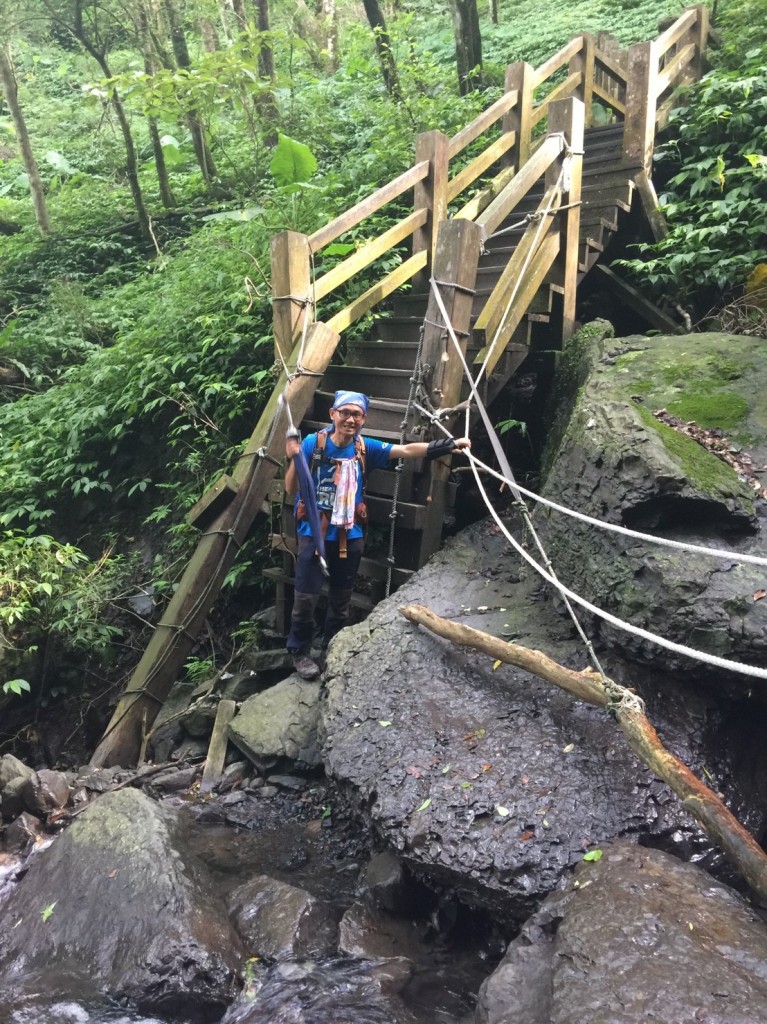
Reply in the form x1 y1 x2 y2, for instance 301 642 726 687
399 603 767 904
416 218 482 565
90 321 340 769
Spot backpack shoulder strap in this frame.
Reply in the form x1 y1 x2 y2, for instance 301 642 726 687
354 435 367 488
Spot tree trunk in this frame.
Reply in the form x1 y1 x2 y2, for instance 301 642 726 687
316 0 339 73
399 603 767 905
230 0 248 31
162 0 219 185
362 0 402 99
489 0 498 25
449 0 482 94
251 0 278 145
0 43 51 236
138 7 175 208
199 17 220 52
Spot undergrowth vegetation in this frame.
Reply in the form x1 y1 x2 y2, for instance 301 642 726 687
0 0 762 715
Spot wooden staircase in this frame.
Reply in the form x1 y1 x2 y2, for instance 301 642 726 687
92 6 712 768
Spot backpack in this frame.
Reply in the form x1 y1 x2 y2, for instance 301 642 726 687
296 427 368 556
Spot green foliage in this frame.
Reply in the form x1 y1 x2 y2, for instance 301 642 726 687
0 528 124 690
616 50 767 313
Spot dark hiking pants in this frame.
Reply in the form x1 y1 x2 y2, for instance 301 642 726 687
286 535 364 653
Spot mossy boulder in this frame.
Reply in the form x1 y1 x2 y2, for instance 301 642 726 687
539 331 767 686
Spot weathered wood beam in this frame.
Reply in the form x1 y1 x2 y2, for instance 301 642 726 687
200 699 236 793
634 169 668 242
448 88 519 159
416 218 482 565
325 251 428 335
548 97 584 338
399 603 767 905
594 264 681 333
447 130 516 203
90 321 341 769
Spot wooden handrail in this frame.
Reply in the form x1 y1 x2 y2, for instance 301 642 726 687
655 41 696 98
313 209 427 302
530 70 583 128
475 133 565 238
308 160 429 254
447 130 516 203
325 251 428 334
532 35 584 89
594 47 627 85
655 6 698 57
448 89 519 159
592 81 626 116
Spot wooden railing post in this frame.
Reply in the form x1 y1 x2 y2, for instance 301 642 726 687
270 230 312 364
504 61 534 170
547 97 584 341
569 32 594 126
417 218 482 565
692 3 709 78
622 40 657 171
412 130 449 284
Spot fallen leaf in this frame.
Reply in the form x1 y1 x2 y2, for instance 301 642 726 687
562 743 575 753
754 589 766 601
519 830 535 842
405 766 423 779
415 797 432 812
481 763 492 772
520 775 529 784
107 869 118 879
495 805 510 817
441 764 452 774
492 659 502 670
379 720 392 727
41 902 56 923
582 849 603 862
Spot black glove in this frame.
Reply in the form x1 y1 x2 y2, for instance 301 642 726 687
425 438 457 460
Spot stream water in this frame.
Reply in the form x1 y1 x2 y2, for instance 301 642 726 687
0 791 501 1024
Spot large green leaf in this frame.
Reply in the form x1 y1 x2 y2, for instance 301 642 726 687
269 134 318 187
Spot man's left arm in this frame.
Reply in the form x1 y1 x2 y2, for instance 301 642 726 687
388 437 471 461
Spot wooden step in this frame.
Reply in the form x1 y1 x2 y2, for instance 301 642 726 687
322 364 414 401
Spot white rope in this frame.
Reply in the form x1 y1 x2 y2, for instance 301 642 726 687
473 144 571 392
465 448 767 568
469 460 767 680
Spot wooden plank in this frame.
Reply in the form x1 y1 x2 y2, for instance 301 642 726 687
453 165 516 222
262 566 375 611
622 40 657 171
655 41 696 97
474 229 560 375
447 130 516 203
592 80 626 115
313 209 426 302
570 33 594 126
504 62 535 171
531 71 583 128
654 8 697 57
325 251 428 335
412 131 449 283
475 134 564 238
187 474 238 530
200 700 236 794
533 36 584 89
448 89 519 158
634 169 668 242
594 47 627 84
549 97 584 338
308 161 429 254
595 264 682 333
475 182 561 337
271 230 311 364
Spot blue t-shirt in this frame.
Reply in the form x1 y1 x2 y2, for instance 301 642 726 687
295 429 393 541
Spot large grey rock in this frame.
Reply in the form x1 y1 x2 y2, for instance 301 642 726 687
475 840 767 1024
319 518 758 920
229 678 322 767
338 902 423 963
539 330 767 684
0 754 32 792
228 874 340 960
0 788 243 1021
21 769 70 817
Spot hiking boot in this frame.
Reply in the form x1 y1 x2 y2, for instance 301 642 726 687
292 652 320 680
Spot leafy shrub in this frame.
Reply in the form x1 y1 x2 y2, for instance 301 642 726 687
615 50 767 316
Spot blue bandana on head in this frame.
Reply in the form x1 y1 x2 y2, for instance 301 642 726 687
332 390 369 414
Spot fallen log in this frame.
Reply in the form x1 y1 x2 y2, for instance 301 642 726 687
399 602 767 905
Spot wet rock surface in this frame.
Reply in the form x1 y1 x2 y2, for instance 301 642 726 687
229 676 322 767
476 840 767 1024
539 331 767 682
228 874 341 959
320 518 750 919
0 788 243 1022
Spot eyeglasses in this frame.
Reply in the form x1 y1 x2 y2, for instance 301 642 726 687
335 409 365 421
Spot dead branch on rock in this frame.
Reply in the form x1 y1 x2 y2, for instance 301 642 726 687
399 602 767 904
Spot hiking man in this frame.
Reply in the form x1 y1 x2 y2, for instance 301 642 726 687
284 389 471 679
